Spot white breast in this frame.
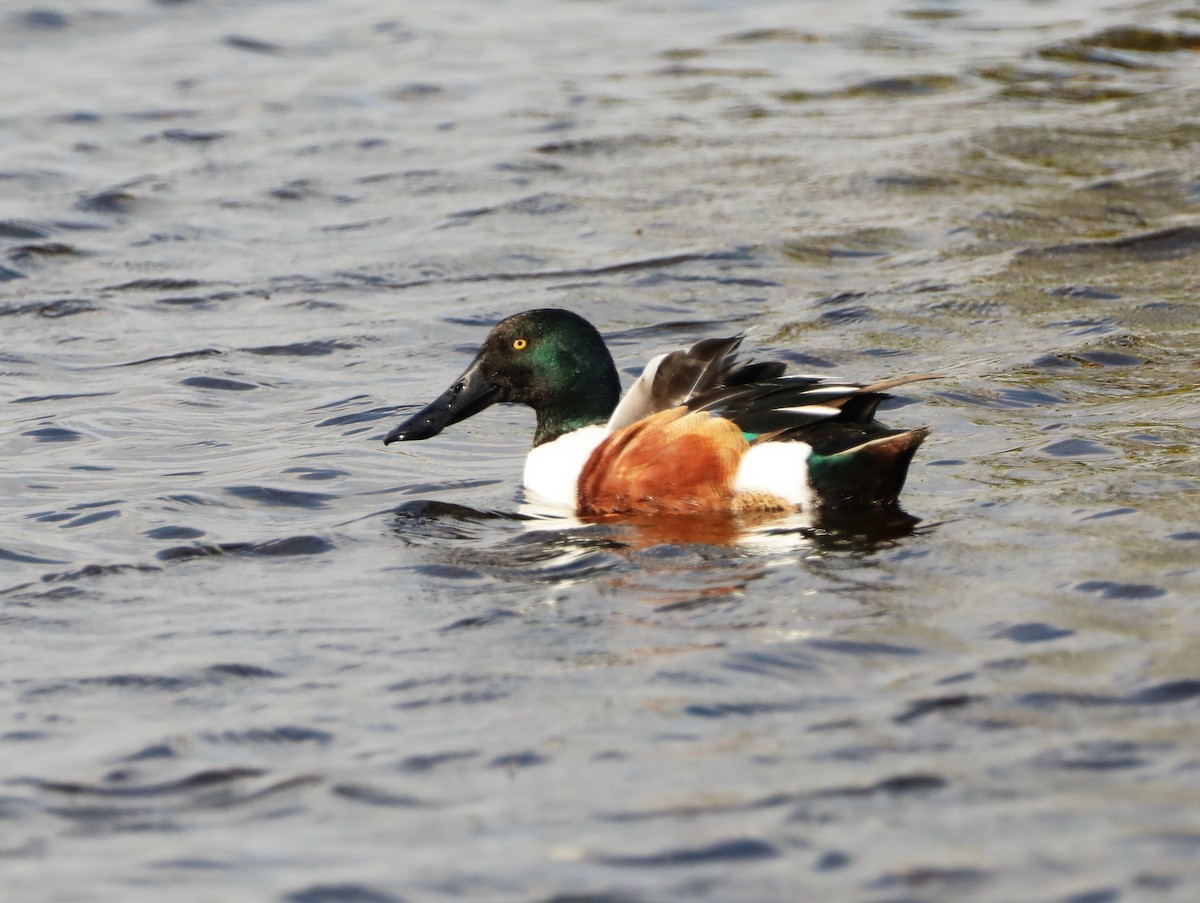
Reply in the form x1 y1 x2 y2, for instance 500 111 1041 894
522 426 608 510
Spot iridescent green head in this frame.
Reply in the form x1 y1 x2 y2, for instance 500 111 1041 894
384 308 622 447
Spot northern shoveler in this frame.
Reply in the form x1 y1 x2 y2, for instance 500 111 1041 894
384 308 937 515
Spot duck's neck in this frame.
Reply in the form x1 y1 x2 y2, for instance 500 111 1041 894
532 358 621 447
534 406 609 446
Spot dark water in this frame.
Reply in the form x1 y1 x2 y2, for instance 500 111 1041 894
3 1 1200 900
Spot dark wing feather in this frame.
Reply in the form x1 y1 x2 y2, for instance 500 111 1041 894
649 336 744 407
608 336 806 430
614 329 939 449
689 373 940 438
724 360 787 386
836 393 886 422
687 376 828 416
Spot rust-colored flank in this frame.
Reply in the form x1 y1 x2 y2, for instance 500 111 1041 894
577 407 788 516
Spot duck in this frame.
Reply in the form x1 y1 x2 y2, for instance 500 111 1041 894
383 308 937 516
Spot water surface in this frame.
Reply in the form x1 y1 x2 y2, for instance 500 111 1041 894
3 1 1199 901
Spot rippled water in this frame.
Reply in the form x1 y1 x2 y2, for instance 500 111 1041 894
3 1 1200 900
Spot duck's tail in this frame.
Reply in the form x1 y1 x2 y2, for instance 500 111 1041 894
805 426 930 509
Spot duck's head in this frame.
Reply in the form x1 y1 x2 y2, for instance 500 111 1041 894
384 308 622 447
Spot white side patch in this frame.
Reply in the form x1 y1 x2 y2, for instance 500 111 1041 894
735 441 815 509
522 426 607 510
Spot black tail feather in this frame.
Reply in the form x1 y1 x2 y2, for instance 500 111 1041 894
807 427 930 508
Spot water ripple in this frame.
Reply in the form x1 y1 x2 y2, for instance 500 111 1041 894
591 837 779 867
156 535 334 561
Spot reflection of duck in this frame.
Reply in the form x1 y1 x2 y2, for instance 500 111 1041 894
519 500 807 550
518 502 924 553
385 309 937 516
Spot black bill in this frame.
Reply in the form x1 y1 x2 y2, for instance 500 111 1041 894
383 358 501 444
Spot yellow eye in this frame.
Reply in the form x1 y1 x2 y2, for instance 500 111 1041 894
512 338 527 350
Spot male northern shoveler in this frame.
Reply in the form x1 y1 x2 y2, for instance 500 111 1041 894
384 308 936 515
